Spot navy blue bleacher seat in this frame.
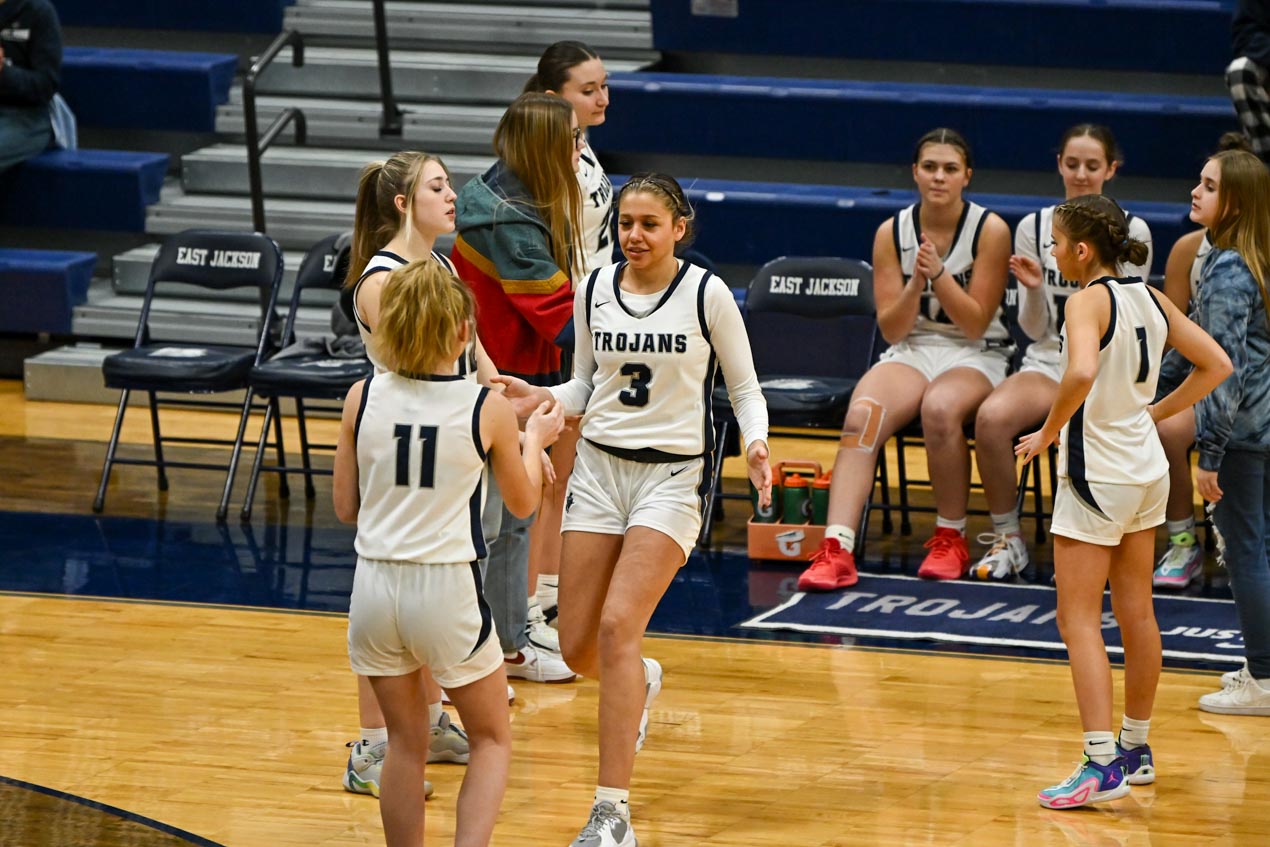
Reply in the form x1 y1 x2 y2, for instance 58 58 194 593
0 149 168 232
0 249 95 334
55 0 295 34
94 230 285 521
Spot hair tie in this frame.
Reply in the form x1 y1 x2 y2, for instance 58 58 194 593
1121 238 1129 247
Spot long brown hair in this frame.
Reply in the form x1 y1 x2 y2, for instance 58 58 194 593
493 92 584 276
344 151 449 289
1208 149 1270 326
524 40 600 94
378 260 474 374
1053 194 1150 270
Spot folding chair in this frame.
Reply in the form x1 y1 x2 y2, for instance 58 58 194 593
700 256 880 546
94 230 284 521
239 232 372 521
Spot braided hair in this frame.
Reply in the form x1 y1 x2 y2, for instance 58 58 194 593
1053 194 1149 270
617 172 696 253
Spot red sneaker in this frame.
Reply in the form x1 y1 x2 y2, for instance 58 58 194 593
797 537 859 591
918 527 970 580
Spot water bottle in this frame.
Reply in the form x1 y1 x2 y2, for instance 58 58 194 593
782 473 811 524
811 473 832 525
752 476 779 523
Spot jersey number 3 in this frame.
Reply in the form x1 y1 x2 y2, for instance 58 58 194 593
394 423 438 487
619 362 651 407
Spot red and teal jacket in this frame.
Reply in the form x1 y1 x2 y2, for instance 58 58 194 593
452 161 575 386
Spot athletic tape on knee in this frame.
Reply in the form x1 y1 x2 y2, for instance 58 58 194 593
841 397 886 452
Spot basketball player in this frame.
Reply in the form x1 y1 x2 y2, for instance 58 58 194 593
334 259 564 847
971 125 1152 580
1014 194 1229 809
799 128 1012 590
341 151 500 800
493 172 772 847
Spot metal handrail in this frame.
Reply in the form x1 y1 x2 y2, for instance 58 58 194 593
372 0 404 136
243 30 307 234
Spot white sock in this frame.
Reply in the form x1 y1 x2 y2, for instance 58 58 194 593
990 510 1021 537
1119 716 1150 750
935 516 967 534
361 726 388 749
1167 517 1196 538
1083 731 1117 765
536 574 559 610
824 524 855 551
429 702 443 728
594 786 630 817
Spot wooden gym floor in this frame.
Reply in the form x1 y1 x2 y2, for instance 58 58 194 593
0 380 1266 847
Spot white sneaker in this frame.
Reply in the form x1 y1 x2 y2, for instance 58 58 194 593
1153 532 1204 588
1222 663 1248 689
428 712 469 764
443 684 515 705
342 740 434 799
527 600 561 653
569 801 636 847
971 532 1028 580
505 643 577 683
1199 667 1270 715
636 657 663 753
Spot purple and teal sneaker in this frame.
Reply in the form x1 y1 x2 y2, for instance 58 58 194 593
1116 741 1155 785
1038 755 1130 810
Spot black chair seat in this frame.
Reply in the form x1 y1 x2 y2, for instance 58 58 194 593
250 354 372 397
714 375 856 429
103 344 255 392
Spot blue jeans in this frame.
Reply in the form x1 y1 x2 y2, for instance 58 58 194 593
0 106 52 173
1212 448 1270 678
478 474 530 655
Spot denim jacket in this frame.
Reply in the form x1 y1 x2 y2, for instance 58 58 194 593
1194 248 1270 470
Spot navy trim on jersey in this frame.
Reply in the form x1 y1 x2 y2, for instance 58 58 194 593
353 375 373 446
467 477 487 561
891 215 903 268
1144 283 1170 328
700 349 718 459
377 250 408 264
1065 402 1109 518
584 266 602 330
396 371 465 382
472 387 490 462
351 277 375 333
696 271 714 343
466 560 493 656
613 259 690 319
969 209 989 257
587 438 703 463
1094 280 1117 350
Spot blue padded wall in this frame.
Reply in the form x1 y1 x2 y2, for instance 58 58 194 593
62 48 237 133
593 73 1237 180
649 0 1236 75
54 0 295 33
0 249 96 334
0 150 169 232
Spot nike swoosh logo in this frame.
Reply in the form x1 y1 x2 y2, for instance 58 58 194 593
670 466 689 477
901 246 916 253
595 300 610 307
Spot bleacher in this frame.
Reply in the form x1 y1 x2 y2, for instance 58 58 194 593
8 0 1244 409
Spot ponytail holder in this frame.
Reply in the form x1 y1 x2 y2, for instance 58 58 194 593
1121 238 1129 247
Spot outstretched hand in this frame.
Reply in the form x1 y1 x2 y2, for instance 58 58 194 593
525 399 565 449
491 374 548 421
1009 254 1043 289
747 440 773 509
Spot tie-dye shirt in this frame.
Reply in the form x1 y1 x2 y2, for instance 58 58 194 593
1194 248 1270 471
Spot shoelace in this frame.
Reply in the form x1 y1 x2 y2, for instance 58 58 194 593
578 803 621 839
924 533 958 555
976 532 1006 553
809 539 842 569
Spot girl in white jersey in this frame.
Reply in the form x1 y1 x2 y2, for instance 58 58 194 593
334 261 563 847
339 151 502 801
798 128 1012 592
1152 131 1255 590
1015 194 1230 810
494 173 772 847
522 40 616 646
972 125 1152 581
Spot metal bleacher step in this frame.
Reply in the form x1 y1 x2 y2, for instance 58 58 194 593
216 93 505 151
182 144 496 200
112 244 317 300
285 1 653 53
145 184 457 252
254 47 651 103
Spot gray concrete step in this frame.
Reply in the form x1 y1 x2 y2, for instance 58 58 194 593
254 47 651 103
216 93 505 152
181 144 495 200
286 1 653 52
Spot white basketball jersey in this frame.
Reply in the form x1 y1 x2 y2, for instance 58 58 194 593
576 139 614 277
353 250 476 377
894 202 1010 344
354 373 489 564
1189 231 1213 310
1057 278 1169 489
579 261 719 457
1020 206 1153 359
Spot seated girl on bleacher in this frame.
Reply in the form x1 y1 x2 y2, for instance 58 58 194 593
970 125 1152 581
798 128 1011 591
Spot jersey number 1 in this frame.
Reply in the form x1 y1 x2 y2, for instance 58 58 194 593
1134 326 1150 384
394 423 438 487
